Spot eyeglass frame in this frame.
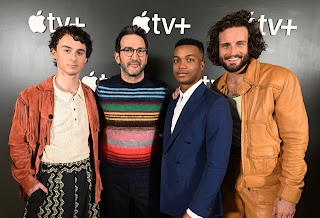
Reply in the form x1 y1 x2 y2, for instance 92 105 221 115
119 47 148 57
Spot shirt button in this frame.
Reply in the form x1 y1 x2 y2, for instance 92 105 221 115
48 114 53 119
74 108 76 111
75 118 77 121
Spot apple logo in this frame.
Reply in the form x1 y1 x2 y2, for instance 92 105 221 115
28 10 47 33
132 11 150 33
82 71 98 91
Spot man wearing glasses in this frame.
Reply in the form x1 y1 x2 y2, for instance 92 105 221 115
96 25 169 218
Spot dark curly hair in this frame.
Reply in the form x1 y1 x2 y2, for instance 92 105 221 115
115 25 148 54
48 26 93 66
207 9 266 66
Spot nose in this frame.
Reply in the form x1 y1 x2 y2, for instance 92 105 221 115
178 60 187 69
130 50 139 60
229 45 237 56
70 51 77 61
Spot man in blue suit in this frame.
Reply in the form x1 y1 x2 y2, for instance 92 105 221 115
160 38 233 218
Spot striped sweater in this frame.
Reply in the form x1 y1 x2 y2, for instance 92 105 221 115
96 74 168 169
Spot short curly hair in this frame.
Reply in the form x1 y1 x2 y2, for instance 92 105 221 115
207 9 266 66
48 26 93 66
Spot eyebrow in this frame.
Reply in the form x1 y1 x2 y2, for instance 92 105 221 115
221 40 247 45
173 54 196 58
61 45 86 52
61 45 72 49
123 47 146 49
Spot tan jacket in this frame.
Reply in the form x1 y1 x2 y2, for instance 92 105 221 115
211 58 308 204
8 76 102 204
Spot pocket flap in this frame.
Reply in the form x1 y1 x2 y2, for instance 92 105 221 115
249 146 277 158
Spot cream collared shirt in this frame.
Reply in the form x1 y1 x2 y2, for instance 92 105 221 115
41 76 90 163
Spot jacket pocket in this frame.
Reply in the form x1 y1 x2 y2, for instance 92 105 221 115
250 183 280 205
247 146 279 175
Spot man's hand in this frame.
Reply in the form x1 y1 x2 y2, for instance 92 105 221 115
183 212 191 218
27 182 48 197
172 88 179 99
272 197 296 218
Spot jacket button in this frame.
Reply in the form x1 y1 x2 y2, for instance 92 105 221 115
176 180 180 184
176 161 181 164
186 141 191 144
48 114 53 119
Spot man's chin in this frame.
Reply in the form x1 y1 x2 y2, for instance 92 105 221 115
226 66 242 72
127 71 143 77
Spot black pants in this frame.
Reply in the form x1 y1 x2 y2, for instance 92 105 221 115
24 158 99 218
100 164 168 218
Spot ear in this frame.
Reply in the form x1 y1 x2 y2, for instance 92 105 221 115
84 58 88 64
51 48 57 59
114 52 120 64
200 60 205 71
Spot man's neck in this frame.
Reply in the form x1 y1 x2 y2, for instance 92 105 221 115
55 73 80 95
226 69 246 96
180 79 202 94
121 71 145 84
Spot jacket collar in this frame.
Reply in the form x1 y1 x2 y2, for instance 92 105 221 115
215 58 261 95
164 83 207 154
37 75 91 94
37 75 55 91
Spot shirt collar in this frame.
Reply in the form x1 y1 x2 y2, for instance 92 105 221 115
53 75 85 102
179 79 203 103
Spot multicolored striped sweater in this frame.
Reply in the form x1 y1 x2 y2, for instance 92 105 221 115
96 74 168 170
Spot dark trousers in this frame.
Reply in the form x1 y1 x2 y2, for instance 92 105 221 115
100 163 168 218
24 158 99 218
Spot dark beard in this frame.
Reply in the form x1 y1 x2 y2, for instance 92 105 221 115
120 60 145 77
220 53 250 72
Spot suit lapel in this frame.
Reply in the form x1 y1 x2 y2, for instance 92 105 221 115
164 83 207 154
163 97 178 152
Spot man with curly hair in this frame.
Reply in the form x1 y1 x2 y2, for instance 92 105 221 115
8 26 101 217
207 10 308 218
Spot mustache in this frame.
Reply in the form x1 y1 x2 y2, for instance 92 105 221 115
127 60 141 65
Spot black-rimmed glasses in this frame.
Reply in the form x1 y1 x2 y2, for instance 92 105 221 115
120 47 147 57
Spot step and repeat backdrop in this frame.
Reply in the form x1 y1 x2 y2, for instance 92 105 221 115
0 0 318 217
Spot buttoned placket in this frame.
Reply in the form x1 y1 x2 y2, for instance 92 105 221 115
71 95 78 124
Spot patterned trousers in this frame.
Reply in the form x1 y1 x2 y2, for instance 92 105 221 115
24 157 99 218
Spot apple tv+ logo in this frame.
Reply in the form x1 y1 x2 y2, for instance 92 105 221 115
132 11 191 35
28 10 86 33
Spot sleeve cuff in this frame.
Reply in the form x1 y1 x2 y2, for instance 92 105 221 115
187 208 203 218
278 185 303 204
18 174 38 194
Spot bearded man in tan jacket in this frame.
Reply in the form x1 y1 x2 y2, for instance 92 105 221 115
207 10 308 218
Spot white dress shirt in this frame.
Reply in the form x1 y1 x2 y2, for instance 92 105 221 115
171 79 203 134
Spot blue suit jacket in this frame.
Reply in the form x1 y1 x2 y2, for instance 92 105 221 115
160 83 232 217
